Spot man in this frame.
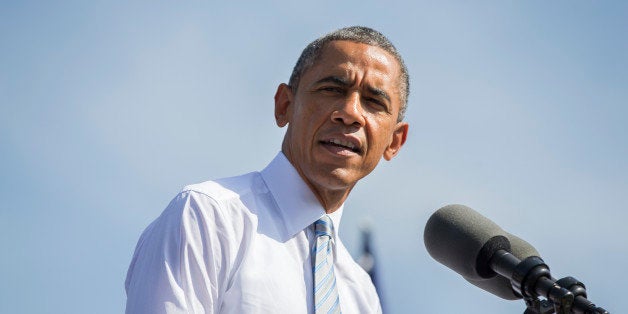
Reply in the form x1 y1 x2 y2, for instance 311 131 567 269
125 26 410 314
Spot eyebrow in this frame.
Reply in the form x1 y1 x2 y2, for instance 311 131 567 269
315 76 391 103
315 76 351 86
367 86 391 103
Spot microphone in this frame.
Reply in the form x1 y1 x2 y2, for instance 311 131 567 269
464 232 540 300
423 204 511 281
423 204 609 314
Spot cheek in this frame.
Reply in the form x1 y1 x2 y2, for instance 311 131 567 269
300 106 330 133
368 120 395 149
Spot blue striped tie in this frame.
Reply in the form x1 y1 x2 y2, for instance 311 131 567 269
312 215 341 314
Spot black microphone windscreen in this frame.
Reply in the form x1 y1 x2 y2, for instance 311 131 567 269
423 204 510 280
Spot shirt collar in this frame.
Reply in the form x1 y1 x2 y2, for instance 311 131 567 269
260 152 344 241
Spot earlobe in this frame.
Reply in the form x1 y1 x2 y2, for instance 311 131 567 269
383 122 409 161
274 83 293 127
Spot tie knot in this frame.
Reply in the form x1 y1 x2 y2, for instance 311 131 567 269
313 215 334 238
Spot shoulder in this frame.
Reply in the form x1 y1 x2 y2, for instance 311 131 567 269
162 171 260 218
181 171 261 208
153 171 263 239
125 173 266 312
126 172 264 289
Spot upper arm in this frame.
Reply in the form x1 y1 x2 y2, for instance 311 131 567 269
125 191 231 314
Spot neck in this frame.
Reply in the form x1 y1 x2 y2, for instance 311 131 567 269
294 165 353 214
309 183 352 214
281 144 353 214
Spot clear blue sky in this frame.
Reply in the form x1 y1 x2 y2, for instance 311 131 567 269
1 1 626 313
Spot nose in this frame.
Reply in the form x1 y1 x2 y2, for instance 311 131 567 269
331 92 366 127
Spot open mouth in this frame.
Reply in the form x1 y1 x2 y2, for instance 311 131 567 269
321 138 362 154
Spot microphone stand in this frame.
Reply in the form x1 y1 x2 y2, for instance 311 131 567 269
489 250 609 314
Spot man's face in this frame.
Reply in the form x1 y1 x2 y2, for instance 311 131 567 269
275 40 408 197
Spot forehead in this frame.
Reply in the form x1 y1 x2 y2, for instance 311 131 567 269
302 41 401 95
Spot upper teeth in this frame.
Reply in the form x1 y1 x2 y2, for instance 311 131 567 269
330 139 356 150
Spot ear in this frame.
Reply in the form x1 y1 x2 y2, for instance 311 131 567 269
274 83 293 127
383 122 409 161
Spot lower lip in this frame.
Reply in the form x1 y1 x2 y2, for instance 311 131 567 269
320 142 360 156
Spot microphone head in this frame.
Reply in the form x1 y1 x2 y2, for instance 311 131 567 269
423 204 510 280
464 232 540 300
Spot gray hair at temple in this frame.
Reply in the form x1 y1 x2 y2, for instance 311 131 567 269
288 26 410 121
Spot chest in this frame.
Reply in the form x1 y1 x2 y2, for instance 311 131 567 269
220 233 313 314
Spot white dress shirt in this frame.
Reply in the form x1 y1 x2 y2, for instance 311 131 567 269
125 152 382 314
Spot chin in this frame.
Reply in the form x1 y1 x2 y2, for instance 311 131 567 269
315 168 361 189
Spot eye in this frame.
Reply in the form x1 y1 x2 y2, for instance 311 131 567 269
319 86 344 94
365 97 387 111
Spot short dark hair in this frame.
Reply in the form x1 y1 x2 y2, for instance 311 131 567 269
288 26 410 121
